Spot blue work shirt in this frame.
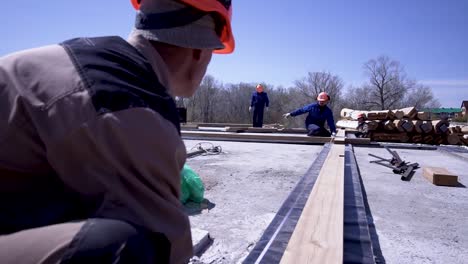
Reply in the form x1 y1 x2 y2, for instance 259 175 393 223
290 103 336 133
250 92 269 109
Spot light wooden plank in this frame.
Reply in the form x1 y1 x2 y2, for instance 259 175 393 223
280 144 345 264
181 131 332 144
196 122 253 127
245 127 278 133
333 129 346 144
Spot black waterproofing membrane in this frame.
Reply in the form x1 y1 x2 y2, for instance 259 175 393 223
243 144 378 264
343 145 375 263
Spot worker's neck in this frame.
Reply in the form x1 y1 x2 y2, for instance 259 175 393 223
127 33 173 93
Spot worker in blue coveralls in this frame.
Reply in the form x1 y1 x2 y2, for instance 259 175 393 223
283 92 337 137
249 84 270 127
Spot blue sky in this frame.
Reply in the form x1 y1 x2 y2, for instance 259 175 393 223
1 0 467 107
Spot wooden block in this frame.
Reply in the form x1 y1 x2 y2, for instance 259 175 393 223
401 120 414 132
462 126 468 134
400 107 417 119
191 228 212 256
333 129 346 144
340 108 366 120
384 120 396 131
421 121 433 133
446 134 461 145
417 111 431 120
367 121 380 130
461 136 468 146
393 109 404 119
412 120 423 133
367 110 390 120
277 128 308 134
246 127 278 133
412 134 423 143
423 167 458 186
336 119 359 129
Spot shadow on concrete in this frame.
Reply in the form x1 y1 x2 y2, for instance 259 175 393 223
455 182 466 188
356 157 387 264
183 199 216 216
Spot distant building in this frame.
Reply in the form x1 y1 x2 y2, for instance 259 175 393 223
422 108 462 119
461 100 468 116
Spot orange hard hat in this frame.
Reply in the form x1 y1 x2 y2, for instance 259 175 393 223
256 84 264 92
131 0 235 54
317 92 330 102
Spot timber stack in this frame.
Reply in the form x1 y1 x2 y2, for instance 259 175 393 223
338 107 468 146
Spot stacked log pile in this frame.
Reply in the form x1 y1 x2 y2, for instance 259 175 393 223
339 107 468 146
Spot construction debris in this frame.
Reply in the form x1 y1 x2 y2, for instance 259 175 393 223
368 146 419 181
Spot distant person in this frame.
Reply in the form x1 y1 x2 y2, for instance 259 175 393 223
283 92 337 137
355 113 369 138
249 84 270 127
0 0 235 263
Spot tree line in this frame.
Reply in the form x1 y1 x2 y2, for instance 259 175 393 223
178 55 441 128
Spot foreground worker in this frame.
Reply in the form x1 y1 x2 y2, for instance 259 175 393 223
0 0 234 263
283 92 337 137
249 84 270 127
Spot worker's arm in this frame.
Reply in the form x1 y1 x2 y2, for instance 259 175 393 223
290 104 313 117
265 93 269 108
326 108 337 133
250 92 255 107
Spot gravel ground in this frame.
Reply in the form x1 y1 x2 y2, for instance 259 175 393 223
354 146 468 264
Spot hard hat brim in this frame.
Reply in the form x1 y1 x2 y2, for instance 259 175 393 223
131 0 235 54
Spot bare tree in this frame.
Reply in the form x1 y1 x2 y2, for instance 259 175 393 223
294 71 343 112
402 84 441 109
219 82 253 123
292 71 344 124
342 85 375 110
363 56 414 110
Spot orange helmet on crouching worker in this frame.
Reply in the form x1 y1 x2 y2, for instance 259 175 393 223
256 84 264 93
317 92 330 102
131 0 235 54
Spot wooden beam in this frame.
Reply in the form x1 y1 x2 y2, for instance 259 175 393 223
278 128 308 134
333 129 346 144
182 130 371 145
196 122 253 127
181 131 332 144
280 144 345 264
246 127 278 133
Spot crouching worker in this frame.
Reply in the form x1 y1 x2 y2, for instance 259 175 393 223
0 0 235 263
283 92 337 137
355 113 369 138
